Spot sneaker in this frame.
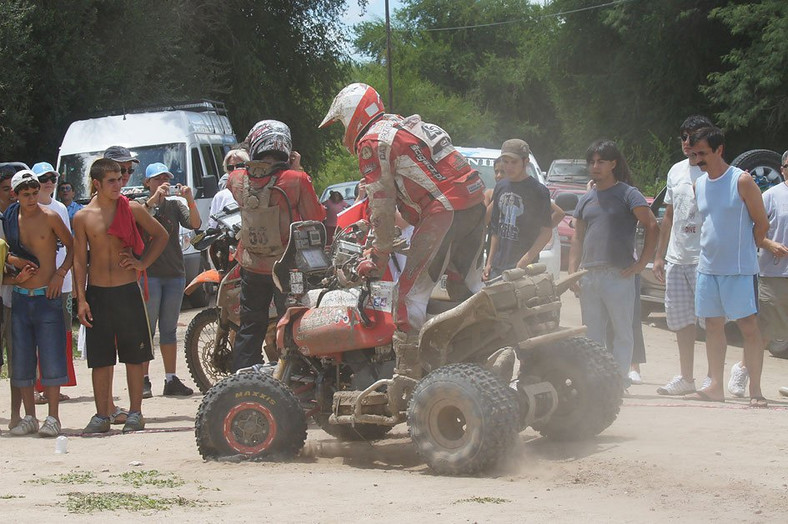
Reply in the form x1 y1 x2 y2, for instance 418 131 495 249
142 376 153 399
728 362 748 398
779 386 788 397
628 370 643 385
657 375 696 396
122 412 145 433
83 415 111 434
701 376 712 390
38 416 61 438
163 376 194 397
10 415 38 436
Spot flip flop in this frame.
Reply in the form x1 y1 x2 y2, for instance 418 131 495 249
58 393 70 402
749 396 768 409
683 390 725 403
34 391 47 405
110 407 129 425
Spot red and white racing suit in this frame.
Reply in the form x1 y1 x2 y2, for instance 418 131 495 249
357 114 486 339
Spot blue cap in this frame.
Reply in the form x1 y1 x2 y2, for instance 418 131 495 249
31 162 58 179
145 162 174 180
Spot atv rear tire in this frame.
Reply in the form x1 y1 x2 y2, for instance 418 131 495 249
315 415 394 441
767 339 788 359
407 363 519 475
195 373 306 460
184 308 234 394
525 337 621 441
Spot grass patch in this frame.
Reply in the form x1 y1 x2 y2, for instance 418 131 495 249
65 492 198 514
27 472 99 486
454 496 510 505
116 470 185 489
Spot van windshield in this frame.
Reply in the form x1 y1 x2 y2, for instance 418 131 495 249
60 143 187 202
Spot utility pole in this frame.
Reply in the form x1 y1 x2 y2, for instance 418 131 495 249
385 0 393 111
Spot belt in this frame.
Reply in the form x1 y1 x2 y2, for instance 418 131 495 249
13 286 48 296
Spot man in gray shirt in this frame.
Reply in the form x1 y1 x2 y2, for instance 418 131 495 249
569 140 658 383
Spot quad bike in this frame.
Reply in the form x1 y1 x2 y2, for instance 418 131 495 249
195 220 623 475
183 202 277 393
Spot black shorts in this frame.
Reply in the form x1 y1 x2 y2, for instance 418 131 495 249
85 282 153 368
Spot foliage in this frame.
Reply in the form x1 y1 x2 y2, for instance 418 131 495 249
65 491 199 514
702 0 788 150
0 0 356 172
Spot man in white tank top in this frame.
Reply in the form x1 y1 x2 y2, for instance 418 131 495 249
687 126 770 407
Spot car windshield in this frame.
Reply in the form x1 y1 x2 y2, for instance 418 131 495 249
549 162 588 182
60 143 187 202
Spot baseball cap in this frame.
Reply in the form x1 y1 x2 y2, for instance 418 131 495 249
11 170 40 191
500 139 530 160
31 161 58 179
145 162 174 180
103 145 140 164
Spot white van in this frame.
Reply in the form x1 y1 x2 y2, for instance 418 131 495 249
455 146 561 279
56 100 237 306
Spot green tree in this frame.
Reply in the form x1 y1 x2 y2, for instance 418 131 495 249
702 0 788 150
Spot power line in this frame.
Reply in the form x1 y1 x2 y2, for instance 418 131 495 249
410 0 642 33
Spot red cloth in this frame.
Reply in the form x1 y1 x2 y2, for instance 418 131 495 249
108 195 144 256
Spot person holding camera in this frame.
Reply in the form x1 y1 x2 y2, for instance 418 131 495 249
138 162 201 398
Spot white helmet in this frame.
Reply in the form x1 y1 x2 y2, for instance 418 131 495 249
319 83 385 155
246 120 292 161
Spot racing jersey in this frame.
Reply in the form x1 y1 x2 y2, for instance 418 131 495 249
227 167 325 274
356 114 484 253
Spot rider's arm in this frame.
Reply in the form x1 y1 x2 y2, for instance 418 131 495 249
296 171 326 223
358 138 397 254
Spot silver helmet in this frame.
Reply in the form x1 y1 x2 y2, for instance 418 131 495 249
246 120 292 161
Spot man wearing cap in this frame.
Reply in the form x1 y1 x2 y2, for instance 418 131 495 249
5 170 73 437
136 162 201 397
483 139 558 281
104 146 139 187
30 162 78 403
319 83 486 379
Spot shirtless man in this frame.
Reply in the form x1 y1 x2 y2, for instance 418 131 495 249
73 158 167 433
6 170 73 437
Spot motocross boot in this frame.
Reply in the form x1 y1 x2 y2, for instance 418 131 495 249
393 331 422 380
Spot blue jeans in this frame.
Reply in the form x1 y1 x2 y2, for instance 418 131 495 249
11 292 67 387
144 276 185 345
579 268 636 378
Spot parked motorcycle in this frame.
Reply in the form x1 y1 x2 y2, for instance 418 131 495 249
195 220 622 475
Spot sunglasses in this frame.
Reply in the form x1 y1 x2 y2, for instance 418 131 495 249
39 174 58 183
121 167 135 175
227 163 246 171
58 185 73 192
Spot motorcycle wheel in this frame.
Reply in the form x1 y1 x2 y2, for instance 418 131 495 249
195 373 306 460
407 363 519 475
184 308 234 394
524 337 621 441
314 415 393 441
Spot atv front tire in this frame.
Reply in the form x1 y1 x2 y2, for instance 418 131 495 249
195 373 307 460
525 337 621 441
407 363 519 475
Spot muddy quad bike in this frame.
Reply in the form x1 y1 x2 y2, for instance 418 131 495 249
183 202 278 393
196 220 622 475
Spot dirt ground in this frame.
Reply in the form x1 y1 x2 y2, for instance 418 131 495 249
1 288 788 523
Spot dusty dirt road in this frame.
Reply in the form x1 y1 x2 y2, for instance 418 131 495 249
1 291 787 523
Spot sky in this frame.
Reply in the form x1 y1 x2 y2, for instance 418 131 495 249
342 0 406 27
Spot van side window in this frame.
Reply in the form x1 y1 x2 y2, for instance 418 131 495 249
191 148 205 181
200 144 219 179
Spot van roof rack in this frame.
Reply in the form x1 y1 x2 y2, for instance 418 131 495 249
92 99 229 118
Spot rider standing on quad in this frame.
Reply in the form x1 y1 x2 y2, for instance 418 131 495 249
226 120 325 372
319 83 486 379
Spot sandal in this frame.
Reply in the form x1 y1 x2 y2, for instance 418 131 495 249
34 391 47 405
749 396 768 409
110 407 129 425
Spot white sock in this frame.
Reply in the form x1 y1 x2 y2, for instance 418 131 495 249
165 373 175 383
